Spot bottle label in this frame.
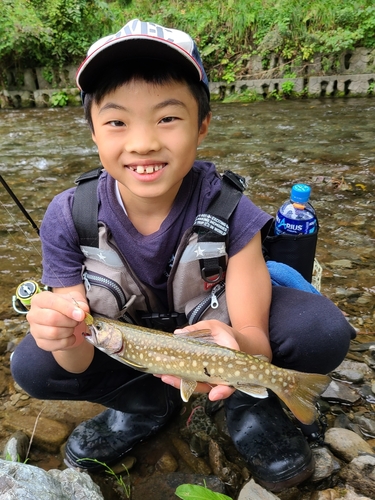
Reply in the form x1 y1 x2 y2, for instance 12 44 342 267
275 213 317 235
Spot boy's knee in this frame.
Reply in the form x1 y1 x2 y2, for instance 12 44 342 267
10 334 57 400
270 287 356 373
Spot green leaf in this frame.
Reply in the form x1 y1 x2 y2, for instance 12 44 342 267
175 484 232 500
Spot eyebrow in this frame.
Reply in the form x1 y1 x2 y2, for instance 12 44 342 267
98 99 187 114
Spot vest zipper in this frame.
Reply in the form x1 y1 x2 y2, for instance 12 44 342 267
187 281 226 324
106 234 155 313
83 270 126 311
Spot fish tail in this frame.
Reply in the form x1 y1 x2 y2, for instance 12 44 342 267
274 372 330 425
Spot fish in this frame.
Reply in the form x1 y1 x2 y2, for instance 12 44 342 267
84 314 330 425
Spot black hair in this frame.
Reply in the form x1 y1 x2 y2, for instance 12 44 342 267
83 59 211 132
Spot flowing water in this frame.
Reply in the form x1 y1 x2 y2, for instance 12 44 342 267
0 98 374 331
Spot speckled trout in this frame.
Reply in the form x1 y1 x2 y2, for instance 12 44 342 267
84 314 330 425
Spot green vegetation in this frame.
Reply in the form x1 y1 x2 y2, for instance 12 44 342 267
175 483 233 500
50 90 69 106
77 458 131 497
1 0 375 89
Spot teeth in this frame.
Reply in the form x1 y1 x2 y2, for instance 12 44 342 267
130 164 164 174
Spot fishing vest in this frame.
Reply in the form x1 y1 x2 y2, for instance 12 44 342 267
72 168 246 332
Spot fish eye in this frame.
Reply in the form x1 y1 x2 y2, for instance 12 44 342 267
96 324 102 331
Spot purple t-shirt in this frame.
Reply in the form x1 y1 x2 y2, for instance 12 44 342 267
40 161 272 306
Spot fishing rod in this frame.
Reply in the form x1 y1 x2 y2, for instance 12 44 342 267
1 173 81 314
0 173 40 236
0 173 43 312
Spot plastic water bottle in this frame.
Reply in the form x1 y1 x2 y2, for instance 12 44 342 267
274 184 317 235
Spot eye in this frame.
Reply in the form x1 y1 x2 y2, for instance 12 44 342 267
159 116 177 124
108 120 125 127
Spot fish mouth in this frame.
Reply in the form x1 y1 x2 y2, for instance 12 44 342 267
127 164 166 174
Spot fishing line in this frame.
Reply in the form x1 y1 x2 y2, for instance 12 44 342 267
0 175 82 310
0 174 39 236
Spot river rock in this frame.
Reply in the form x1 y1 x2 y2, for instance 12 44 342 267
331 359 372 383
311 484 373 499
0 459 104 499
353 413 375 438
2 414 72 453
324 428 374 462
310 446 341 483
322 380 361 405
172 437 212 475
238 478 279 499
340 455 375 499
2 431 29 462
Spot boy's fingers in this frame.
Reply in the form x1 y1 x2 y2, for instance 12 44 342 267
30 291 88 322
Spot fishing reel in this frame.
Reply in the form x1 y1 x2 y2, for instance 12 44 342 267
12 280 44 314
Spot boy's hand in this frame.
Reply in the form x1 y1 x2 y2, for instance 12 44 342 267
27 289 90 352
159 320 239 401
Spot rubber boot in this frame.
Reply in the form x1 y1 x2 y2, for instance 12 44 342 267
65 374 181 471
225 391 314 492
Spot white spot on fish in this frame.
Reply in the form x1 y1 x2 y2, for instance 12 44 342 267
235 370 240 377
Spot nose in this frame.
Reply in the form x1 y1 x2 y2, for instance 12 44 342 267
124 124 161 155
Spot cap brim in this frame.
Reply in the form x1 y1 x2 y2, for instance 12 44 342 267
77 38 203 93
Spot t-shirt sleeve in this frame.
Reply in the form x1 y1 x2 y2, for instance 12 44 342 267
227 194 273 257
40 188 84 288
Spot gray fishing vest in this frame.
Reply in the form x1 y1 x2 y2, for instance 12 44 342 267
72 169 246 332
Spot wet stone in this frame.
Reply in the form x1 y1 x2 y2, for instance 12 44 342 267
2 414 72 453
310 447 341 483
322 380 361 405
332 359 371 383
352 414 375 439
340 455 375 499
2 431 29 463
324 428 374 462
155 450 179 473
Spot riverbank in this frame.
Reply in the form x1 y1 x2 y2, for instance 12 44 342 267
1 47 374 108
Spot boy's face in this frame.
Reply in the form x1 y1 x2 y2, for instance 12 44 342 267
91 79 210 205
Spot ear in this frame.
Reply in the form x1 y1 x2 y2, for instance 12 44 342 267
197 112 212 145
91 132 97 145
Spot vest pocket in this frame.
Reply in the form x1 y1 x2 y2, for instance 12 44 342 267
185 281 229 325
82 270 137 323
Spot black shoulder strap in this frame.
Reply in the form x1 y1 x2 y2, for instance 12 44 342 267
71 167 103 247
193 170 246 284
71 167 246 278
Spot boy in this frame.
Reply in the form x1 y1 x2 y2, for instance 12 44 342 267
11 19 355 493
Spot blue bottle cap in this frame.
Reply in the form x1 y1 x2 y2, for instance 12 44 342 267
290 184 311 204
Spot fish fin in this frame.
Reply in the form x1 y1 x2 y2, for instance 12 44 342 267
180 379 198 402
236 384 269 398
175 329 215 343
110 354 147 371
273 372 331 425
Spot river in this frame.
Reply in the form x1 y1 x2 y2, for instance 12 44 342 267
0 98 374 332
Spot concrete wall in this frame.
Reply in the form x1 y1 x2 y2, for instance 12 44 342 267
1 48 374 108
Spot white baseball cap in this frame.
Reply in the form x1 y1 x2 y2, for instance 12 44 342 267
76 19 210 98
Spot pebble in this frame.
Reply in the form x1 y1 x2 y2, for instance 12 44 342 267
324 428 374 462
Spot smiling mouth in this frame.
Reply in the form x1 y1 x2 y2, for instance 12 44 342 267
128 164 165 174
